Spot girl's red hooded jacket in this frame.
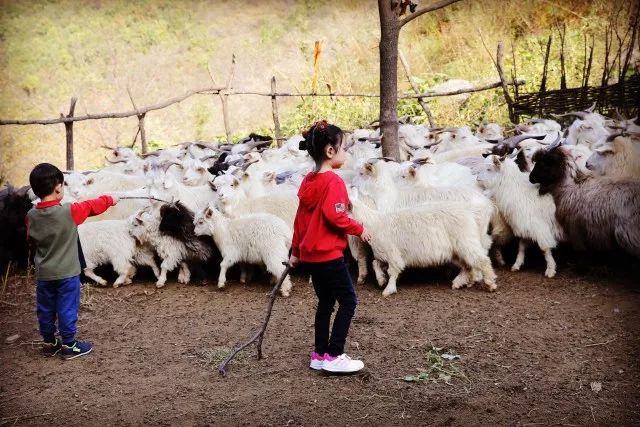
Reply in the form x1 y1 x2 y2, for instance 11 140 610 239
291 171 363 263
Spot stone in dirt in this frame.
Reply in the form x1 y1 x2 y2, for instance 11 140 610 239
5 334 20 344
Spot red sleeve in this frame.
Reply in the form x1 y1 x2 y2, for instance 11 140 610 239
320 178 364 236
70 195 114 225
291 207 302 258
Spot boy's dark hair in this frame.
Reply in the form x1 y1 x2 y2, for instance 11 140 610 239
299 120 344 164
29 163 64 198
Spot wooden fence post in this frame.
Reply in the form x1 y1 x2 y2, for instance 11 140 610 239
63 97 77 170
496 42 515 123
208 56 236 144
222 55 236 144
398 49 436 128
270 76 283 146
127 87 147 153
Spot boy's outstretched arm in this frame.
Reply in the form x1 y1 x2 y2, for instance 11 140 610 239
70 195 118 225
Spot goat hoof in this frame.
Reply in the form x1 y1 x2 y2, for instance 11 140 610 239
487 283 497 292
217 283 226 289
510 265 521 272
545 269 556 278
155 281 166 288
113 283 120 289
381 289 396 297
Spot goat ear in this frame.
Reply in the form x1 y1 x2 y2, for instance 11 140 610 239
492 156 502 168
263 172 275 183
595 145 614 155
364 162 374 174
205 207 213 218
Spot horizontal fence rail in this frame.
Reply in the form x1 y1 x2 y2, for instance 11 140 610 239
0 76 524 170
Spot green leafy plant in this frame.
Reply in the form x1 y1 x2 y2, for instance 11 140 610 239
403 346 466 385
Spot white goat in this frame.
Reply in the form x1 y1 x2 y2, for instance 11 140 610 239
350 193 497 296
478 154 564 277
586 133 640 179
78 219 160 287
193 204 293 296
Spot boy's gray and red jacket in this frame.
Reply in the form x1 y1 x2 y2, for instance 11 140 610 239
25 196 114 281
292 171 363 263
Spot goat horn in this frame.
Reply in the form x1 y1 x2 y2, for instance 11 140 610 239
508 147 523 159
551 111 589 120
158 161 181 172
412 157 431 165
509 134 546 146
104 156 127 164
605 132 625 142
378 156 397 162
241 159 259 171
200 154 218 162
547 133 563 151
140 151 161 158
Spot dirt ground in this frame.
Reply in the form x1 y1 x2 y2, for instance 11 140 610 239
1 250 639 426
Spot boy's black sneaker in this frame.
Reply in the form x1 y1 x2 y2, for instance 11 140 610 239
42 338 62 357
61 341 93 360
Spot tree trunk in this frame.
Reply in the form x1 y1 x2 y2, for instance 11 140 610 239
378 0 400 160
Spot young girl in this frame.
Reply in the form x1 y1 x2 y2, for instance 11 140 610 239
289 120 371 374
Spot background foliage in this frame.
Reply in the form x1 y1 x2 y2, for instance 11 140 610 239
0 0 633 184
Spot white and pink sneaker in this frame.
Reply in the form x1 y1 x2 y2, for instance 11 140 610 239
309 352 326 370
322 353 364 373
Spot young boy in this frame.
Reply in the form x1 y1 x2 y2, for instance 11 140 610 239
26 163 118 360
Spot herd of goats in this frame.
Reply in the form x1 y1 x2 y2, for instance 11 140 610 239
1 107 639 297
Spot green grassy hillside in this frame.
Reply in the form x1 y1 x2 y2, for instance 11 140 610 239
0 0 630 184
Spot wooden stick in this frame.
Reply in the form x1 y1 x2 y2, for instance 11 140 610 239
219 264 291 377
540 35 553 94
127 87 148 154
222 55 236 144
399 0 462 28
398 49 436 127
271 76 283 147
64 97 77 170
0 412 52 424
0 86 225 125
138 113 147 154
118 196 171 203
496 42 515 121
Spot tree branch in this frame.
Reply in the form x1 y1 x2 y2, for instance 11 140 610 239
399 0 462 28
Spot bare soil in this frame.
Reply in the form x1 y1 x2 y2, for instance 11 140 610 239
1 252 639 426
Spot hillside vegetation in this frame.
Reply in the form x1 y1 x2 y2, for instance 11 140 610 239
0 0 631 184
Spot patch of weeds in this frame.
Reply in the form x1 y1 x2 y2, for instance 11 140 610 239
80 283 98 310
403 346 466 385
197 346 250 369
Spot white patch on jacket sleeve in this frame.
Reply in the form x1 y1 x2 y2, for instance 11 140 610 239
335 203 345 213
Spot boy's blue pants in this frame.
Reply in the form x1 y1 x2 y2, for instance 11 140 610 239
36 275 80 344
